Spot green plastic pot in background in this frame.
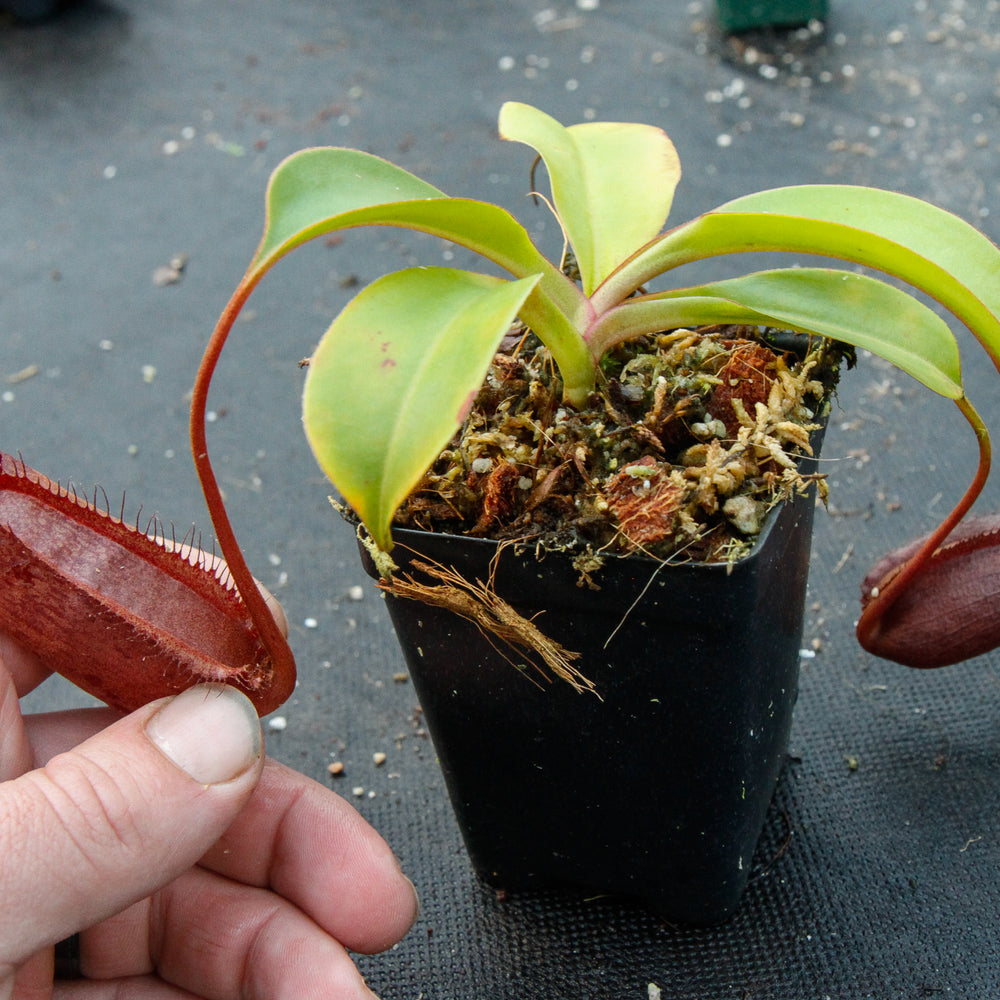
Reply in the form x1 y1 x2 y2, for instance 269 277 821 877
716 0 827 31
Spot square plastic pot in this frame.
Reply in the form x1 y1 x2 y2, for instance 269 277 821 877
361 468 821 922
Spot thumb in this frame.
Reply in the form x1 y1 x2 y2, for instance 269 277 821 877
0 683 264 967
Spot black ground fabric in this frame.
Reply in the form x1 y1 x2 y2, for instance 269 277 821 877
4 2 1000 997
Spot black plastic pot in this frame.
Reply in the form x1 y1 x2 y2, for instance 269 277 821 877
361 472 821 923
716 0 827 32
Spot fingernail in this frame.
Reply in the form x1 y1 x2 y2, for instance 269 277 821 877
404 875 420 918
146 684 262 785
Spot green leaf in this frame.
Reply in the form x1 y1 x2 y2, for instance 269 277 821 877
718 185 1000 341
498 102 681 296
302 268 540 552
247 146 594 400
254 146 444 268
605 187 1000 383
251 147 553 281
660 268 963 398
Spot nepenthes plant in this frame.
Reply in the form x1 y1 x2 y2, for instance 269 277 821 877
4 101 1000 716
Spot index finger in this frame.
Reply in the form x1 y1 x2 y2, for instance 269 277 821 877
199 757 418 955
0 631 52 698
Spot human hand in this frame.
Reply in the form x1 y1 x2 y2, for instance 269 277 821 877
0 631 418 998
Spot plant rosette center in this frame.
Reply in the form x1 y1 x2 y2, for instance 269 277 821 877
391 323 843 578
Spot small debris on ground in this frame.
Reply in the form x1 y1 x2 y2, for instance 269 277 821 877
152 253 188 286
4 364 39 384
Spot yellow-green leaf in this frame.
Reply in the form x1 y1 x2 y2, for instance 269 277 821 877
498 102 680 296
302 268 540 551
242 146 592 395
718 185 1000 343
673 268 963 398
709 186 1000 374
252 147 549 278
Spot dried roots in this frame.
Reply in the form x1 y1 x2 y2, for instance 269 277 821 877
380 548 597 696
